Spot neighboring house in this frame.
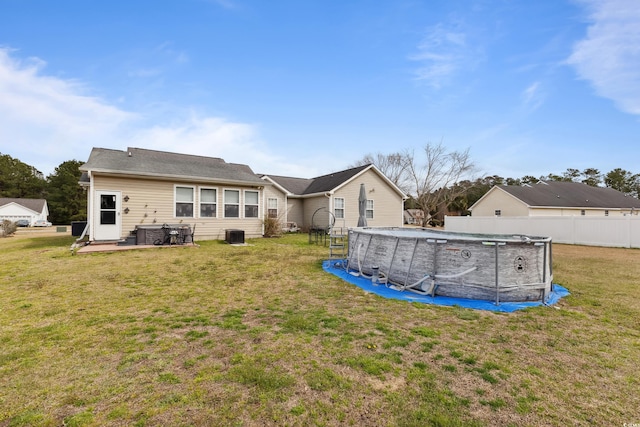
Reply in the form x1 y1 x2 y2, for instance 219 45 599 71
79 147 269 242
403 209 426 225
470 181 640 217
260 164 407 231
0 198 50 226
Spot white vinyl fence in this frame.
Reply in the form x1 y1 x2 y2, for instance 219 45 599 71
445 215 640 248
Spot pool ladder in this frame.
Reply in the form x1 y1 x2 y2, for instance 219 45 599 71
328 220 347 259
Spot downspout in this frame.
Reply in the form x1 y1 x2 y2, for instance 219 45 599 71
325 192 332 227
87 171 94 242
259 186 265 236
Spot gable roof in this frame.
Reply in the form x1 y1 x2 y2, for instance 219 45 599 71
473 181 640 210
0 198 47 213
261 164 407 198
81 147 265 185
302 164 371 195
259 174 313 195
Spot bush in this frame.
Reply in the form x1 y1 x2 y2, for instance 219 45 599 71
263 216 283 238
1 220 17 237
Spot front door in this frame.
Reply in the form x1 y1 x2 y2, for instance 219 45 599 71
93 191 122 241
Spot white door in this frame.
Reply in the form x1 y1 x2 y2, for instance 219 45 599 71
93 191 122 240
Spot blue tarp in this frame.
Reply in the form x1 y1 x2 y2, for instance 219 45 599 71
322 260 570 313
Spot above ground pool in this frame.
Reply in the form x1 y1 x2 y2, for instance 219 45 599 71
345 227 553 304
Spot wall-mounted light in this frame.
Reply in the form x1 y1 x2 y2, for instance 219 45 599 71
124 207 130 214
124 195 130 202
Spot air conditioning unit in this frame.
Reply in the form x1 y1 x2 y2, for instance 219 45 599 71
225 229 245 244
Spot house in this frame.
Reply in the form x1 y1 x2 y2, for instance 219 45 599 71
80 147 408 243
260 164 407 231
470 181 640 217
0 198 50 226
403 209 426 225
79 147 269 242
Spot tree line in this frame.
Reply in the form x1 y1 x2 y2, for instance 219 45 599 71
350 144 640 226
0 153 86 225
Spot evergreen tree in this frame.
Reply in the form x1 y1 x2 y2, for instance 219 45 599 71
604 168 639 197
46 160 87 224
581 168 602 187
0 153 46 198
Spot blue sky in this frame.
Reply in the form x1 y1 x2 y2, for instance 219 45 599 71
1 0 639 181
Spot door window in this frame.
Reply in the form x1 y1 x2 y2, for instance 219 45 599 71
100 194 117 225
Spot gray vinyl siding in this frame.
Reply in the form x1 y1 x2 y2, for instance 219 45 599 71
262 185 287 222
286 198 304 227
303 195 331 229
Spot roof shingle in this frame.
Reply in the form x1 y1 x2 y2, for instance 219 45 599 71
499 181 640 209
81 147 264 185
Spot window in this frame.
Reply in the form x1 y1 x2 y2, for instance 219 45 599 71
175 186 194 217
224 189 240 218
366 199 374 219
605 210 609 217
200 188 217 218
245 190 259 218
334 198 345 219
100 194 117 224
267 198 278 218
495 210 501 217
581 210 586 216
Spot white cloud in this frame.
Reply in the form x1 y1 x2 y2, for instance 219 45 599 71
409 23 479 89
0 48 135 172
0 48 315 177
130 115 310 176
521 81 544 112
567 0 640 115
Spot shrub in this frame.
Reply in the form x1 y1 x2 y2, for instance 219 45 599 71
263 216 283 238
1 220 17 237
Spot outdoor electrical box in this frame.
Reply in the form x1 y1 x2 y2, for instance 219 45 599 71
225 229 245 244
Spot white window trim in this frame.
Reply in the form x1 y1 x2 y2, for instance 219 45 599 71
174 185 195 218
244 190 260 219
199 186 218 218
223 188 241 219
366 199 374 219
267 197 278 218
335 197 345 219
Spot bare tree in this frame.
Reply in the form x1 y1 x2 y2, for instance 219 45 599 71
350 152 411 193
405 142 477 227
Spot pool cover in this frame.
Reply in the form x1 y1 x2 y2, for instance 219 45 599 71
323 260 570 313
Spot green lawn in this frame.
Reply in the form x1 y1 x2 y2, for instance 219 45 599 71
1 234 639 426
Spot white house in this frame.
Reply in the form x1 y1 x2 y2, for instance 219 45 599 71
0 198 50 226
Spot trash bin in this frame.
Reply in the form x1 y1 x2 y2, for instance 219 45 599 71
71 221 87 237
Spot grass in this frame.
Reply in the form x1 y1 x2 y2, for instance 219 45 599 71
1 233 639 426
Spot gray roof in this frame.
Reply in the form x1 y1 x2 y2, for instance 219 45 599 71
260 175 313 195
498 181 640 209
0 198 47 213
301 164 371 195
81 147 264 185
262 164 372 196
